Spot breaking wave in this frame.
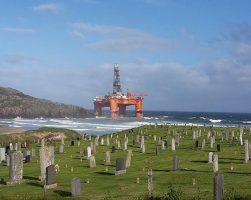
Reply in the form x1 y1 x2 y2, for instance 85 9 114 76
209 119 222 123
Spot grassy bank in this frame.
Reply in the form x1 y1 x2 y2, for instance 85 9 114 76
0 125 251 199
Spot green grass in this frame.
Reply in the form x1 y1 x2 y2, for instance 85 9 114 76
0 125 251 199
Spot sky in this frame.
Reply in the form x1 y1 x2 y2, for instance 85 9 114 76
0 0 251 113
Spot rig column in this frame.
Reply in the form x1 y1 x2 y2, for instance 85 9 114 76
119 104 126 117
94 102 102 117
135 98 143 118
110 98 119 119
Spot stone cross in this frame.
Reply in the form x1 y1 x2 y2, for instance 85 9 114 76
8 151 23 184
213 153 219 173
125 150 132 168
115 158 126 175
105 151 111 165
72 177 81 197
214 174 224 200
147 169 153 200
244 140 249 163
89 156 96 168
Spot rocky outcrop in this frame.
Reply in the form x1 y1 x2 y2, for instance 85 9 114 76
0 87 93 118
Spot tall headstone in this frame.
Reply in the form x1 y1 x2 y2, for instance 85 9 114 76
213 153 219 173
72 177 81 197
142 143 145 153
147 169 153 200
208 152 213 163
31 148 36 157
115 158 126 175
210 137 214 148
6 154 10 166
217 144 221 152
8 151 23 184
44 165 57 189
111 146 116 153
155 146 159 156
214 174 224 200
171 138 175 151
140 136 144 148
125 150 132 168
117 140 121 149
244 140 249 163
89 156 96 168
153 135 157 141
124 141 128 150
87 147 92 158
106 135 110 146
161 141 165 150
39 146 52 181
201 139 205 150
172 156 179 171
174 134 180 146
105 151 111 165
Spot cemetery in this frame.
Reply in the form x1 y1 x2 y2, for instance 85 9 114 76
0 125 251 199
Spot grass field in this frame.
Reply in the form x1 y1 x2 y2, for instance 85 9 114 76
0 125 251 200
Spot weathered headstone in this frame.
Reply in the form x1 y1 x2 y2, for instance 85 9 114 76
208 152 213 163
124 141 128 150
210 137 214 148
213 153 219 173
171 138 175 151
155 146 160 156
25 155 31 163
49 146 54 165
172 155 179 171
161 141 165 150
44 165 57 189
71 141 74 146
89 156 96 168
105 151 111 165
71 177 81 197
214 174 224 200
59 144 64 154
6 154 10 166
244 140 249 163
115 158 126 175
111 146 116 153
8 151 23 184
87 147 92 158
148 169 153 200
31 148 36 157
39 146 52 181
142 143 145 153
106 135 110 146
125 150 132 168
174 134 180 146
201 139 205 150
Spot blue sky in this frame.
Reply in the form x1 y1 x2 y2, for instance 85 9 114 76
0 0 251 112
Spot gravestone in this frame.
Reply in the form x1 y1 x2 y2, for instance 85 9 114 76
89 156 96 168
59 144 64 154
8 151 23 184
174 134 180 146
72 177 81 197
214 174 224 200
44 165 57 189
195 140 199 149
171 138 175 151
125 150 132 168
213 153 219 173
210 137 214 148
0 148 6 163
161 141 165 150
87 147 92 158
148 169 153 200
217 144 221 152
115 158 126 175
117 140 121 149
106 135 110 146
142 143 145 153
71 141 74 146
124 141 128 150
39 146 53 181
105 151 111 165
25 155 31 163
240 128 243 145
201 139 205 150
17 142 21 151
172 156 179 171
140 136 144 148
208 152 213 163
153 135 157 141
111 146 116 153
244 140 249 163
77 141 81 147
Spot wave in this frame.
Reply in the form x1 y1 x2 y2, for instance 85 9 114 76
242 121 251 124
188 117 196 119
209 119 222 123
200 117 206 120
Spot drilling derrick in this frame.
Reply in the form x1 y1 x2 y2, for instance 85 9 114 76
93 64 145 119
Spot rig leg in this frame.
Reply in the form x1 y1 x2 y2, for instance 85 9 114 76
135 98 143 118
110 99 119 119
119 105 126 117
94 103 102 117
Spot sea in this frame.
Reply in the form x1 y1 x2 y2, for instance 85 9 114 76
0 111 251 135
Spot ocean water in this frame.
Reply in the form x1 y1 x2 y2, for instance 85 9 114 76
0 111 251 135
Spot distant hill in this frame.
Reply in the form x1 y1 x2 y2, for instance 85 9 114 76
0 87 93 118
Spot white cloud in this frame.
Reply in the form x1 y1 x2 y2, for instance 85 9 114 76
70 30 85 39
33 3 61 13
1 27 35 33
71 23 173 52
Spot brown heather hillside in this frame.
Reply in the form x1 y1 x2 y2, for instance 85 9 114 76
0 87 93 118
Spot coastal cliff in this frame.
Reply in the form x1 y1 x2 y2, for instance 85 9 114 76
0 87 93 118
